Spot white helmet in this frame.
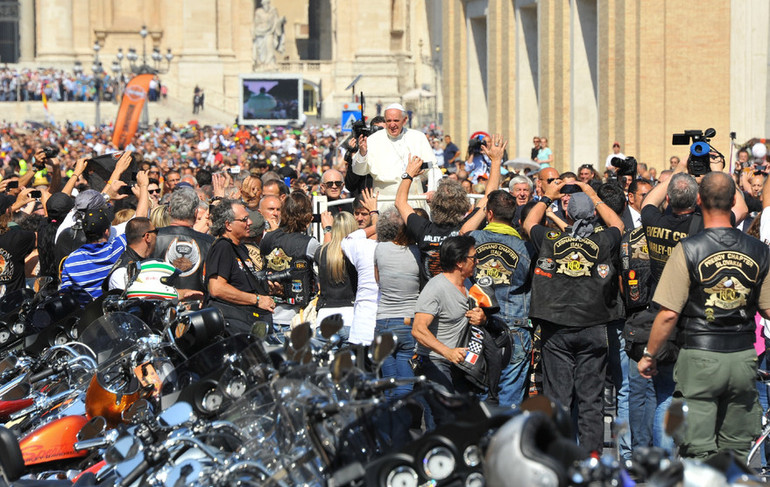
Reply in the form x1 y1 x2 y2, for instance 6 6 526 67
125 260 179 301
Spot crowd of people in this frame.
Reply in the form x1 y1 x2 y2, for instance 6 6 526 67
2 101 770 465
0 67 166 103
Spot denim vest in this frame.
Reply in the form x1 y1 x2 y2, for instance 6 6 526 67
470 229 534 328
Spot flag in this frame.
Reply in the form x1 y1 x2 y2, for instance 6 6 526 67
41 84 54 124
112 74 153 149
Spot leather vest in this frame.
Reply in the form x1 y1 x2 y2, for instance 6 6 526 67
260 229 315 307
530 227 623 326
151 225 214 293
620 226 652 314
679 227 769 351
470 229 533 327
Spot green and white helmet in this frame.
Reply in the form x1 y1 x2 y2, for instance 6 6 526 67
125 260 180 301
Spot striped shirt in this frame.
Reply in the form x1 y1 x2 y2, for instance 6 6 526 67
60 234 128 302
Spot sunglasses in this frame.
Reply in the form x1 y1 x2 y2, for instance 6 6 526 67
465 254 479 262
324 181 343 188
145 228 159 236
148 189 161 194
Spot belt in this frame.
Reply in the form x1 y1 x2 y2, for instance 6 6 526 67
682 332 755 353
507 317 529 330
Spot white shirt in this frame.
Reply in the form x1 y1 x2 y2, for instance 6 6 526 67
606 151 626 170
352 128 440 206
629 206 642 229
341 229 379 345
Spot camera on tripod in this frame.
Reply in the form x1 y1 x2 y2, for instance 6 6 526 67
672 128 722 176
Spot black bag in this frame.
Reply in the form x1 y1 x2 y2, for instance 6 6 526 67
453 321 488 391
623 306 679 364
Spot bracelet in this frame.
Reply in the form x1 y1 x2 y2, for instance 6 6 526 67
539 196 553 207
369 210 379 215
643 346 656 360
594 200 604 208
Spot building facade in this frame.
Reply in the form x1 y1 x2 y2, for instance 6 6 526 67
443 0 770 172
2 0 443 126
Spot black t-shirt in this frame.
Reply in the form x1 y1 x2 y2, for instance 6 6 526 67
204 238 259 297
744 191 763 213
406 213 460 280
314 246 357 308
0 227 35 293
443 142 459 164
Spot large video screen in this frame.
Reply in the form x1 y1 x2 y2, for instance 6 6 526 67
238 74 303 126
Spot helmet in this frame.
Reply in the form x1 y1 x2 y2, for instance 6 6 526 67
125 260 179 301
484 411 588 487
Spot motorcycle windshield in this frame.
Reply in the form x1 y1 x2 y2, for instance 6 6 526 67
0 288 33 317
160 334 269 398
79 312 154 365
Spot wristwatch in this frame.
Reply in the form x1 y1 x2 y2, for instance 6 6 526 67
323 225 332 234
643 347 656 360
401 173 413 181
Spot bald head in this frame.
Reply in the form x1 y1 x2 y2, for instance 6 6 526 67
699 171 735 212
538 167 559 182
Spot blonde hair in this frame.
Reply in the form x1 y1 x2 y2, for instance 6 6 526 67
150 205 170 229
112 208 135 225
322 212 357 284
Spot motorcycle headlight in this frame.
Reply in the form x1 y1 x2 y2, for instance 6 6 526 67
200 388 223 413
463 444 482 467
385 465 418 487
423 446 455 480
11 322 25 335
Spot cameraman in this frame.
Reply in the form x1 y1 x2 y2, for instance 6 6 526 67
206 198 275 334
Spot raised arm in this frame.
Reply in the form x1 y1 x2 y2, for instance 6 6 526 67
395 155 424 221
523 181 564 236
578 180 624 233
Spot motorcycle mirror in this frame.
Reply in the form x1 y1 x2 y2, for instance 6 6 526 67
77 416 107 442
331 350 354 383
0 425 24 482
122 398 154 424
320 314 343 339
32 276 52 294
126 262 139 284
104 435 140 465
158 401 195 428
664 399 688 442
251 321 268 339
370 332 396 369
0 381 29 401
290 322 312 350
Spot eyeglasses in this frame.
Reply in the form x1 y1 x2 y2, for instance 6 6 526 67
233 216 250 223
324 181 343 188
148 189 160 194
465 254 478 262
145 228 159 236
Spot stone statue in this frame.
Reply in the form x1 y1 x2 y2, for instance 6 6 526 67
252 0 286 68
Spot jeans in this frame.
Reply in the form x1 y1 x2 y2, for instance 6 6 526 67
607 320 631 460
652 362 675 452
540 322 608 454
497 327 532 408
375 318 416 400
628 357 655 449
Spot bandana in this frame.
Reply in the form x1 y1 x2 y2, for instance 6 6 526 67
567 193 596 238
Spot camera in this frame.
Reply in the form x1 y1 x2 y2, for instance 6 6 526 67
672 128 721 176
351 119 372 141
35 146 59 170
468 137 488 156
253 268 292 295
612 156 638 178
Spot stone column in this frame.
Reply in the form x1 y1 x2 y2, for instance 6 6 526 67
35 0 74 62
18 0 34 61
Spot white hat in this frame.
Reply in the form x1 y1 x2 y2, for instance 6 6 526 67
384 103 406 114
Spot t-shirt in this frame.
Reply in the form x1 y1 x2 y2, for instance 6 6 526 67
204 238 259 297
537 147 552 162
60 234 128 302
0 227 35 293
443 142 459 165
374 242 421 319
641 205 700 291
341 229 378 345
406 213 460 280
414 273 469 361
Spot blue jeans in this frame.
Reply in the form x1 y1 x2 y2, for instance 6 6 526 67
652 362 675 452
497 327 532 408
375 318 416 400
628 357 655 449
607 320 631 460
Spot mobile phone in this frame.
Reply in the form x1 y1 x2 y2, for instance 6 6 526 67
561 184 583 194
30 190 42 199
283 176 292 188
311 213 322 223
6 181 18 189
421 162 430 170
229 166 241 174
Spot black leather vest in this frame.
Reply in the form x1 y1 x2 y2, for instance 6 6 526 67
621 226 652 314
530 227 623 326
151 225 214 293
260 229 315 307
679 227 769 351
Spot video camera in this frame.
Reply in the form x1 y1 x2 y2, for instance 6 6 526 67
672 128 722 176
253 268 292 296
611 156 637 178
468 136 488 156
